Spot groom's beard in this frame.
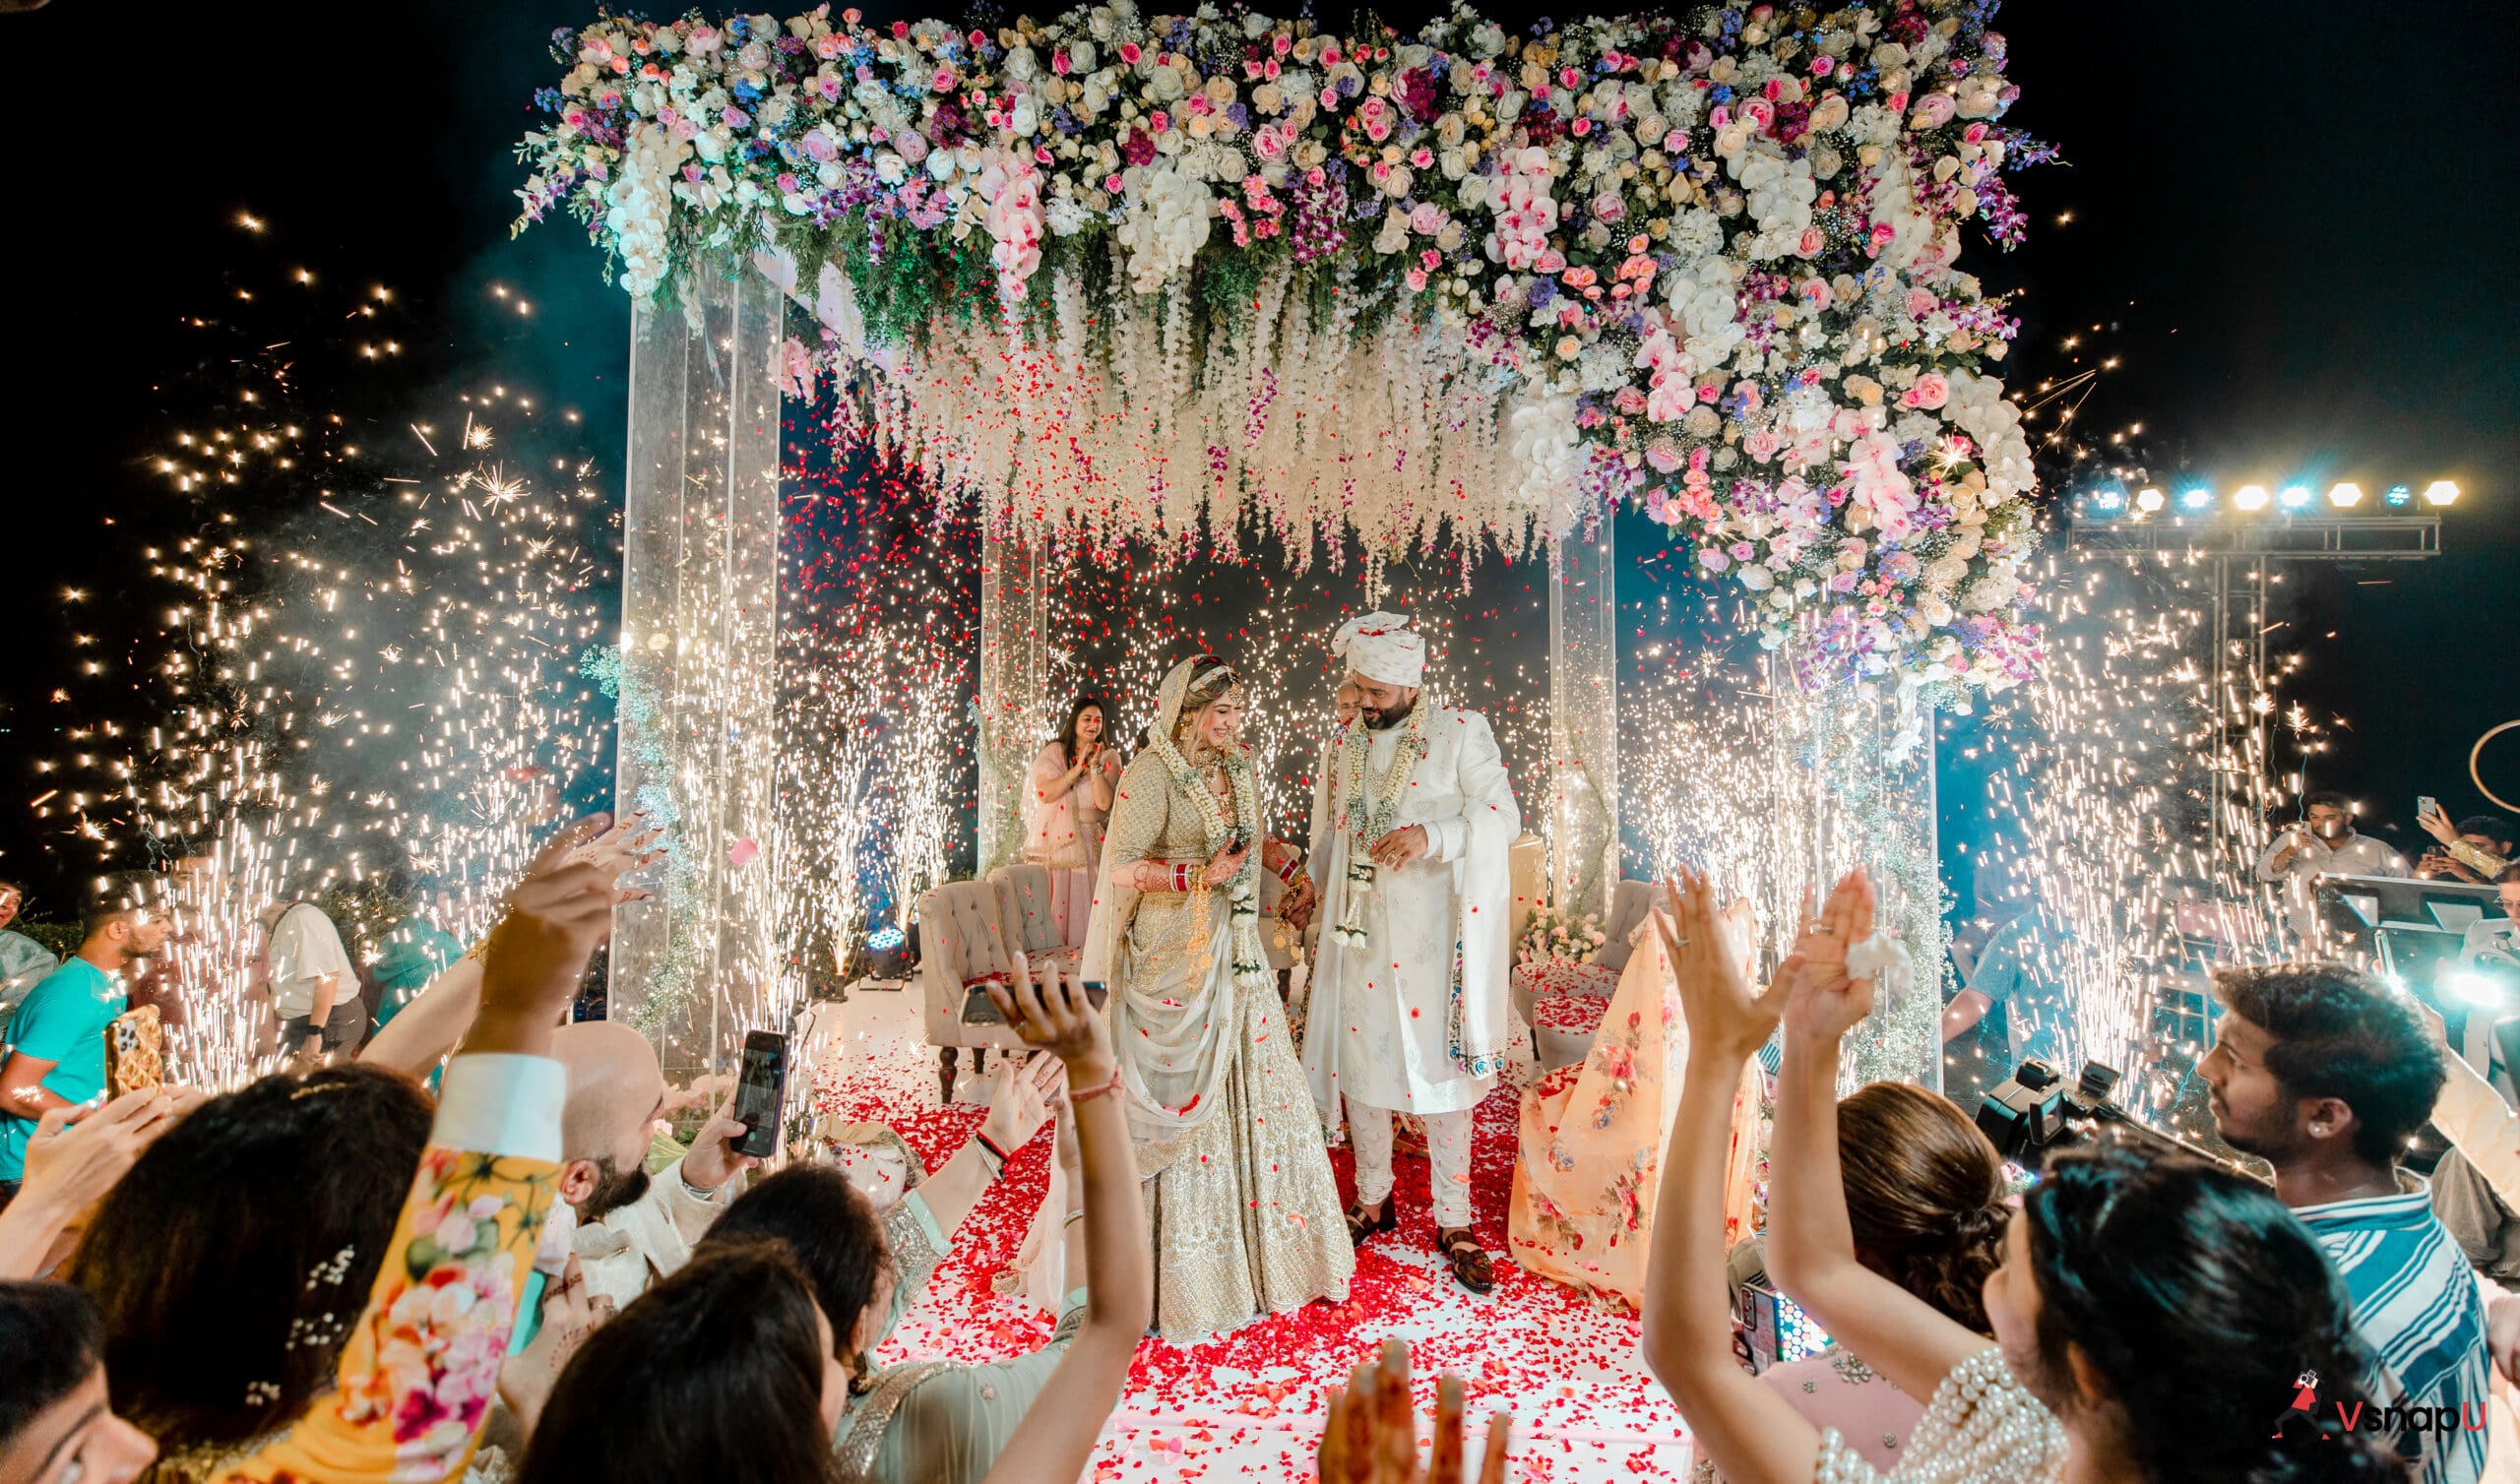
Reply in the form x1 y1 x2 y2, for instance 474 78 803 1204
1362 695 1417 730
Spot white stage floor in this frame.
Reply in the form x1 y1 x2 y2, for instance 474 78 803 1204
808 987 1701 1483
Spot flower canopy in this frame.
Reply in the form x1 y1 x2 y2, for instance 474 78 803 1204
518 0 2047 706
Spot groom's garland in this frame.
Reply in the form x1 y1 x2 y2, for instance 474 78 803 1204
1328 703 1431 951
1144 715 1270 997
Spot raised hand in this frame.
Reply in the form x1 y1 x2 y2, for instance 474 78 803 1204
1780 869 1878 1045
565 811 664 903
1659 868 1783 1065
0 1084 204 1279
681 1094 760 1192
984 961 1116 1087
471 814 631 1056
1318 1339 1510 1484
979 1050 1067 1154
2418 801 2460 846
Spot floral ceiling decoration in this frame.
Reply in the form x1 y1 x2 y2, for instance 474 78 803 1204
518 0 2048 710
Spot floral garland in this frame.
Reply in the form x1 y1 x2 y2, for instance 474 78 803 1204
1143 711 1270 991
1327 704 1429 949
519 0 2047 705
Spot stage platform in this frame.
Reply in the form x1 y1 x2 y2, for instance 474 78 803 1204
807 987 1700 1483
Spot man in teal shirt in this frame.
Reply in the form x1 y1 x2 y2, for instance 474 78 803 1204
369 891 464 1034
0 873 169 1192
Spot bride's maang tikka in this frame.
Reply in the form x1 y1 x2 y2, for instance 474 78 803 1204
1186 659 1243 707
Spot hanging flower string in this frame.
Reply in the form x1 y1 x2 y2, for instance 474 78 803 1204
520 0 2048 718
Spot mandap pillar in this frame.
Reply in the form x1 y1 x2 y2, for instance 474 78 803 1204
610 267 786 1079
1773 681 1943 1093
976 513 1050 879
1546 513 1620 926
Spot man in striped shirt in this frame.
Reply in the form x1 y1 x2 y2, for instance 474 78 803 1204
2201 962 2488 1484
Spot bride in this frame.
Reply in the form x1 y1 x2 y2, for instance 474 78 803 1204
1079 654 1354 1339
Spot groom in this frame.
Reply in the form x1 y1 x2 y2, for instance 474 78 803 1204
1302 612 1520 1294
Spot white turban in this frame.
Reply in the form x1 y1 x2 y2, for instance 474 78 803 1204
1333 611 1426 687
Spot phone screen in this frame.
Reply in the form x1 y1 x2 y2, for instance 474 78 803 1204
733 1031 789 1160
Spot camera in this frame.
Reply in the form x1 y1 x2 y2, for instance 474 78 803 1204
1976 1057 2241 1172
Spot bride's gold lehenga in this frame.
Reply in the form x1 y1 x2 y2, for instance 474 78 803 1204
1082 662 1353 1341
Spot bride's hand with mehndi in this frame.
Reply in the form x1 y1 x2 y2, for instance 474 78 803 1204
1202 840 1248 886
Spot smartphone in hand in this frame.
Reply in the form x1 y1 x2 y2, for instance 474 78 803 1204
2419 795 2440 821
732 1030 789 1160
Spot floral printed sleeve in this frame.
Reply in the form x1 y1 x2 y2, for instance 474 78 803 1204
219 1054 564 1484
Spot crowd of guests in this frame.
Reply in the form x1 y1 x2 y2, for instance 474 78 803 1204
2 803 2518 1483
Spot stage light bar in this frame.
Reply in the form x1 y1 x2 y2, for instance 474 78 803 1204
2134 487 2165 514
2233 484 2271 512
2278 484 2312 511
2326 482 2363 508
2424 480 2460 507
2179 486 2214 512
2088 486 2126 516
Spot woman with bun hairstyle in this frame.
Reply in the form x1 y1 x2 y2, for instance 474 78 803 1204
1711 1082 2013 1480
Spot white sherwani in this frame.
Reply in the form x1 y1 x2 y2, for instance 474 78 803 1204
1302 706 1520 1120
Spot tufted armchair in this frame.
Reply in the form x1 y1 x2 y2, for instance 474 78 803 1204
917 880 1029 1103
986 863 1084 979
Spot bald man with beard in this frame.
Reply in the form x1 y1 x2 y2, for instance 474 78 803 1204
549 1020 757 1309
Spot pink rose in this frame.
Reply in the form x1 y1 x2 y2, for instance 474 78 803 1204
1795 225 1825 257
1911 93 1957 129
1592 191 1625 223
1120 41 1142 63
1909 372 1950 409
1409 202 1445 234
1404 268 1428 291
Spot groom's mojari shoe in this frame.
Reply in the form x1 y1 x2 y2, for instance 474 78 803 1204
1437 1227 1495 1295
1344 1196 1397 1248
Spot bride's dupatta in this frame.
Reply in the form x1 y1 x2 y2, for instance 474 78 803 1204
1078 656 1273 1177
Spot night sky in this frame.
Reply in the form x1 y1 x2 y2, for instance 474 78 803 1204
2 0 2513 904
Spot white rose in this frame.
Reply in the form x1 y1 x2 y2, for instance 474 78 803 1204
1373 209 1410 253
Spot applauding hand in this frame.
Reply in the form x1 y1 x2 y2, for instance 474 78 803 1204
1779 868 1878 1046
1319 1339 1510 1484
1659 868 1783 1066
